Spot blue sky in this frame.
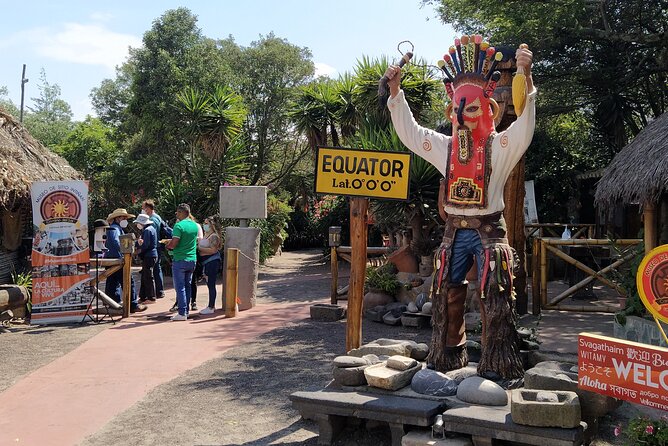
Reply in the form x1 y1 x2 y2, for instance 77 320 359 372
0 1 455 120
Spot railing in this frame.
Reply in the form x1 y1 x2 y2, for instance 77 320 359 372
330 246 392 304
531 238 642 314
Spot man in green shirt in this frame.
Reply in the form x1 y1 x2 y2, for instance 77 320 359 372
165 203 199 320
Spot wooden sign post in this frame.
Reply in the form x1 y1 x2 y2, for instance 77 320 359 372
314 146 411 352
346 197 368 351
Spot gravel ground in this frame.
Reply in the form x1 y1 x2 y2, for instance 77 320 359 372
0 250 656 445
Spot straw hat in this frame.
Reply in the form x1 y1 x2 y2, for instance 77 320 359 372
134 213 153 226
106 208 135 222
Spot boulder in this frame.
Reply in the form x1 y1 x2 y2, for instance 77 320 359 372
310 304 346 322
411 368 458 397
363 290 395 311
364 361 421 391
457 376 508 406
333 356 368 368
332 364 368 387
421 302 432 314
386 355 418 371
524 361 621 419
444 364 478 384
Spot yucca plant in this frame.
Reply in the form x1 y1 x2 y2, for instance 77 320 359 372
11 268 33 314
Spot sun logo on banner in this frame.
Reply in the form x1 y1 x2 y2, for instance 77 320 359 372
40 191 81 223
51 199 70 218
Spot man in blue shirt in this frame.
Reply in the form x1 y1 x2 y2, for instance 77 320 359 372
104 208 146 313
142 200 165 299
135 213 158 302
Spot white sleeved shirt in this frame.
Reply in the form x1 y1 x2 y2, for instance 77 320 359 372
387 87 537 216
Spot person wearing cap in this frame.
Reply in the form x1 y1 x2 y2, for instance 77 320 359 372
164 203 199 321
134 213 158 302
104 208 147 313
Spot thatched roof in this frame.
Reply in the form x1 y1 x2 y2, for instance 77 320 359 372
595 112 668 212
0 108 81 210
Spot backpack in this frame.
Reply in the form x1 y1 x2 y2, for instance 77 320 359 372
159 220 173 239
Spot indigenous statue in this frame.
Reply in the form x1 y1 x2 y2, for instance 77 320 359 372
384 37 535 380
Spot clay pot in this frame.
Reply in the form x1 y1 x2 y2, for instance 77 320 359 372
388 245 419 273
363 289 395 311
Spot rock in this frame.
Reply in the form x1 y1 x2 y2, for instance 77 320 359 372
387 355 418 371
536 391 559 402
516 326 535 340
310 304 346 322
524 361 621 419
465 339 481 363
362 354 382 365
387 303 407 317
464 312 481 332
364 361 421 391
411 368 458 397
401 313 430 328
521 339 541 351
444 364 478 384
364 307 387 322
415 292 428 310
408 343 429 361
333 355 368 368
407 301 419 313
332 364 368 386
511 389 581 428
382 311 402 326
348 342 410 358
457 376 508 406
421 302 432 314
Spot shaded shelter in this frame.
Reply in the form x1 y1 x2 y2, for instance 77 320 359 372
0 108 81 282
595 112 668 253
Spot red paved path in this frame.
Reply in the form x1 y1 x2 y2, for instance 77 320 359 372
0 293 320 445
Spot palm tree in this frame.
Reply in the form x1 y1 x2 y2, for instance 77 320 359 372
288 80 340 151
177 85 247 160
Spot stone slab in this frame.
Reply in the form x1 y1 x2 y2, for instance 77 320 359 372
511 389 581 428
310 304 346 322
401 312 431 328
290 389 447 446
441 404 586 446
365 362 421 391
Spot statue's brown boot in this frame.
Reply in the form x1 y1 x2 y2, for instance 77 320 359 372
427 283 469 371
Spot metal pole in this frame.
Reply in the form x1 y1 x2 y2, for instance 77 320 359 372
19 64 28 123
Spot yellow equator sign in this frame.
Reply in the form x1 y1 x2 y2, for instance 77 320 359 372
315 147 411 200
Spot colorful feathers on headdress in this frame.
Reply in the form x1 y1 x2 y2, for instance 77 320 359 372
439 35 503 100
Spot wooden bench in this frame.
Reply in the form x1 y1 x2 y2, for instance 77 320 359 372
290 389 447 446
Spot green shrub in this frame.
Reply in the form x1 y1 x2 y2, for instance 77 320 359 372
617 415 668 445
365 263 400 296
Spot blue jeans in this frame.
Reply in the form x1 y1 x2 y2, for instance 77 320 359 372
448 229 484 284
172 260 196 316
204 258 221 308
153 250 164 296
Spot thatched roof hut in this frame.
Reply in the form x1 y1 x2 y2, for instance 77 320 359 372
595 112 668 212
595 112 668 252
0 108 81 283
0 108 81 211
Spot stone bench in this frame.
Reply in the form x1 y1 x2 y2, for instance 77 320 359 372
441 404 587 446
290 389 447 446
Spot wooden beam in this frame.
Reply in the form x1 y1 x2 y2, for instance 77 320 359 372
225 248 239 318
543 244 621 292
122 253 131 318
346 197 368 352
531 237 541 315
644 203 657 254
330 247 338 304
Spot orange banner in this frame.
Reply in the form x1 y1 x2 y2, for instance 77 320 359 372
578 333 668 411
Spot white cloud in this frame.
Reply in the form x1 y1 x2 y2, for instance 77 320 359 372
1 23 141 71
89 12 115 22
314 62 337 78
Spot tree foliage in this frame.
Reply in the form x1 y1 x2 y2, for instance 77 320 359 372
24 69 73 148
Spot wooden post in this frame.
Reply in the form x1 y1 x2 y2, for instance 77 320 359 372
225 248 239 318
331 247 338 304
346 197 368 352
540 239 548 308
531 237 541 315
644 203 657 254
503 158 528 314
122 253 131 318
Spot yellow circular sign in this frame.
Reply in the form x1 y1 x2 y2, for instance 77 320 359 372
636 245 668 324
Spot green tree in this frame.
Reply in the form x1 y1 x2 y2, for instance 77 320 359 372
54 117 124 218
24 69 73 148
0 86 20 116
220 33 315 186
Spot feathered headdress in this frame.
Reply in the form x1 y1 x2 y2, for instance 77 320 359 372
437 34 503 101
